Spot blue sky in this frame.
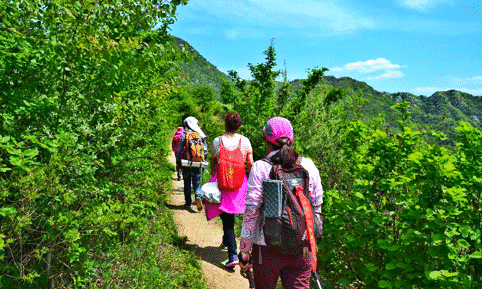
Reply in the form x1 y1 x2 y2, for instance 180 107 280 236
169 0 482 96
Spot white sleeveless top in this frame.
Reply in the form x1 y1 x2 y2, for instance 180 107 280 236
212 134 253 160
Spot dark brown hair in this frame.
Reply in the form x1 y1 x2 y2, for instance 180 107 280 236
225 113 242 133
269 137 298 169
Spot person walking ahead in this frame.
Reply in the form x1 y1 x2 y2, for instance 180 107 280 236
176 116 208 209
204 113 254 268
171 126 185 181
238 117 323 289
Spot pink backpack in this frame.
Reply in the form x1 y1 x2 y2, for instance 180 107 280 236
171 127 185 152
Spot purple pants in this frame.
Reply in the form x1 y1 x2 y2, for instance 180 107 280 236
252 244 313 289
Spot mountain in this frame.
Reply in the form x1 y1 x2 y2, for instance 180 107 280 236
174 37 482 140
326 77 482 140
173 37 230 93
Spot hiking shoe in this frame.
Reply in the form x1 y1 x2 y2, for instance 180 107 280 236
196 198 203 211
225 254 239 268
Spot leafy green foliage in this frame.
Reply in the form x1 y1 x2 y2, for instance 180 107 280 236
316 103 482 288
223 42 280 159
222 43 327 160
223 45 481 287
0 0 208 287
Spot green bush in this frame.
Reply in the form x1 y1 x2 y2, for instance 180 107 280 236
223 45 481 287
0 0 208 287
317 104 481 288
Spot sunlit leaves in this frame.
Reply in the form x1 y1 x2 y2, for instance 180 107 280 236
0 0 190 287
316 101 482 288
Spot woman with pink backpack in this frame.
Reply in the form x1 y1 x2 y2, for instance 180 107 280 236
172 126 185 181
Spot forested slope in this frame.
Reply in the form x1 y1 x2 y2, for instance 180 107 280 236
174 37 231 93
179 41 482 144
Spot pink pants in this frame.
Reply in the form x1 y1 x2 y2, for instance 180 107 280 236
252 244 313 289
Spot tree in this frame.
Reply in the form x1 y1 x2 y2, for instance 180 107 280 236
0 0 189 287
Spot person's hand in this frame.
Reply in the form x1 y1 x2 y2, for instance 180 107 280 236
238 252 253 279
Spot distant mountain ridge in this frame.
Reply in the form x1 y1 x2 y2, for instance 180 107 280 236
174 37 482 138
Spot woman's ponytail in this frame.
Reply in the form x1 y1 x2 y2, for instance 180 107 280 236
270 137 298 169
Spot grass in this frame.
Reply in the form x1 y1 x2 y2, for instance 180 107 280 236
84 183 208 288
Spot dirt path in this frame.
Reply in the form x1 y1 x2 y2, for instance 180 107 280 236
167 153 249 289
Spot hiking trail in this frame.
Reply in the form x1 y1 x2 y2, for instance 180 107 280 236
167 153 248 289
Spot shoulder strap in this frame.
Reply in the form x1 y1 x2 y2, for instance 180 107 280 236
262 157 272 165
236 135 243 150
295 157 303 166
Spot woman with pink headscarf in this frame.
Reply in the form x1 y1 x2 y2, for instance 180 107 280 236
238 117 324 289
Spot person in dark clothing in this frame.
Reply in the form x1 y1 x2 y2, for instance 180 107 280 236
176 116 208 209
172 126 185 181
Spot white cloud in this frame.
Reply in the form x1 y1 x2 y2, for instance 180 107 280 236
226 29 239 40
331 58 405 80
417 76 482 96
224 27 266 39
185 0 375 37
367 70 405 80
331 58 402 73
449 75 482 87
471 76 482 84
397 0 454 11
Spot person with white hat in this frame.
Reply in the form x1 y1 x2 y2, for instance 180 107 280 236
176 116 208 209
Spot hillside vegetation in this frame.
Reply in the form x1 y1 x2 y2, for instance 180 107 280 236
180 37 482 144
2 2 481 288
0 1 213 288
174 37 231 94
183 41 482 288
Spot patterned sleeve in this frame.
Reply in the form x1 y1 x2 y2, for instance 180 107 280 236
239 160 267 252
203 137 208 158
304 158 323 213
212 137 220 158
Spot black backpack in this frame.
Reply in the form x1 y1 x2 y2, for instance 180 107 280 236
262 157 323 255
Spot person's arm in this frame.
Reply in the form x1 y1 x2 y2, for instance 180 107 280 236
239 161 265 278
239 161 265 253
210 137 220 176
246 153 254 177
211 155 218 176
203 137 208 160
305 158 323 213
245 137 254 177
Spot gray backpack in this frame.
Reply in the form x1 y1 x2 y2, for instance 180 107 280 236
262 157 323 254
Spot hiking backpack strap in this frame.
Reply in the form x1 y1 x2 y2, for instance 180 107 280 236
186 132 194 161
295 185 317 270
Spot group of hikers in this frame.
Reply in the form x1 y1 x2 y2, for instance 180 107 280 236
172 114 324 289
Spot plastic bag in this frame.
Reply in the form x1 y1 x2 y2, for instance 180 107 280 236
199 181 222 203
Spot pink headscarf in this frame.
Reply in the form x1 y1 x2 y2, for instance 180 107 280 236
263 117 294 146
175 126 185 136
